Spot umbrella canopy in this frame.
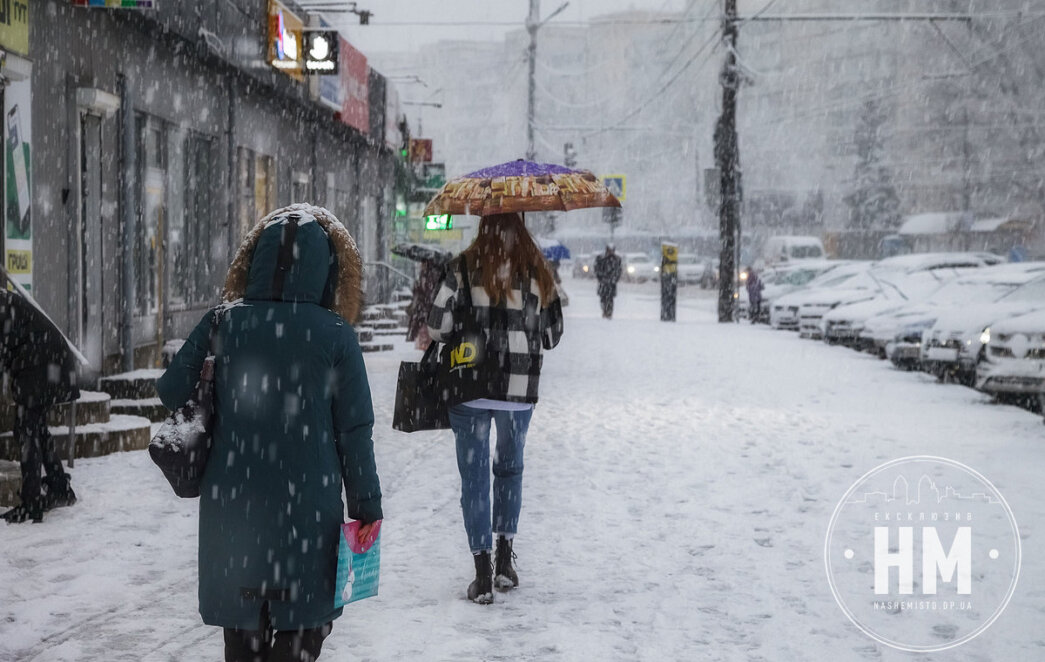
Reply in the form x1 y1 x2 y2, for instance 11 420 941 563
390 242 453 266
423 159 622 217
537 237 571 262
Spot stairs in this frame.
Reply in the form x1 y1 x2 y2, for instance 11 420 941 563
358 300 411 352
0 389 153 507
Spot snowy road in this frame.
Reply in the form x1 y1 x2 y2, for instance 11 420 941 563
2 278 1042 661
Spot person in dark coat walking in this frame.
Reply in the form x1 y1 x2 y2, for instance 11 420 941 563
157 204 382 662
1 277 81 524
427 212 564 604
594 244 622 319
745 266 765 324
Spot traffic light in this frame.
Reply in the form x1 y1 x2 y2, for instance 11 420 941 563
563 142 577 168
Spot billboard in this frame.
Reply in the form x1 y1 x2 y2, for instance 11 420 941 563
267 0 304 82
5 72 32 291
338 37 369 133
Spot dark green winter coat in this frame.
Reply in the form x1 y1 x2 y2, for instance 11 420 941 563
156 204 381 631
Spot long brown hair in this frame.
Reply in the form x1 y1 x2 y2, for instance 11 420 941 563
461 213 556 305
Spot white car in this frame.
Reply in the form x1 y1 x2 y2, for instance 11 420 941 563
676 254 714 286
977 308 1045 403
921 274 1045 385
622 252 659 283
863 263 1045 364
820 268 976 348
770 262 872 330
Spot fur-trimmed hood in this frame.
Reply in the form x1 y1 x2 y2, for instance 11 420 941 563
222 203 364 323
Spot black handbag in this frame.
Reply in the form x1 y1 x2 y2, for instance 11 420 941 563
149 311 219 497
392 340 450 432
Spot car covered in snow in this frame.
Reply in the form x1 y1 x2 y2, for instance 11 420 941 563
920 274 1045 385
819 267 979 348
865 263 1045 365
977 308 1045 404
737 260 841 319
770 261 873 330
622 252 659 283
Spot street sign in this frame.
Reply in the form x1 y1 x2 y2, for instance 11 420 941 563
601 174 626 201
303 30 339 74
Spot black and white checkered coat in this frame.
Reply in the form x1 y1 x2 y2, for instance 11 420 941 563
427 255 564 404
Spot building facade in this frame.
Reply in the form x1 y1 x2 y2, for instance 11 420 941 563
19 1 403 380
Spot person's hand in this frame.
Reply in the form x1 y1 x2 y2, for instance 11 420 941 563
357 520 381 547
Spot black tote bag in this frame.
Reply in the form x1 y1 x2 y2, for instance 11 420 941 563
392 340 450 432
149 311 219 497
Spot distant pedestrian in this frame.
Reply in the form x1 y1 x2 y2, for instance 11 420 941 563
594 244 622 319
157 204 382 662
427 212 564 604
745 266 764 323
0 276 81 524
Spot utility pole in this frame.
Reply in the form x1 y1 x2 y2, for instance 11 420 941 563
526 0 540 161
712 9 974 323
715 0 740 322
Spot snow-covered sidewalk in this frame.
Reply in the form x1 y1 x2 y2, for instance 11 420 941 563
2 278 1042 661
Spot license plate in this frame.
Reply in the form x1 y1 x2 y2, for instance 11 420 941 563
926 347 959 362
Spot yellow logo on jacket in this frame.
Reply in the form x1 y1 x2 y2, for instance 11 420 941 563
450 341 478 371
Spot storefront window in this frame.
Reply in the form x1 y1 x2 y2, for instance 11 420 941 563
136 117 166 316
237 147 276 240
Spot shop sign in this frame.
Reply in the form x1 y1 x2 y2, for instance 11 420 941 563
268 0 304 81
303 30 338 74
0 0 28 56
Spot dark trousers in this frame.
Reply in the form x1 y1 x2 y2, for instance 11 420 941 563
17 405 67 507
223 602 332 662
599 295 615 319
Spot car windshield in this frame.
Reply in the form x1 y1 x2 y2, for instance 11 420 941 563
999 276 1045 303
629 255 650 263
791 245 823 258
928 280 1022 305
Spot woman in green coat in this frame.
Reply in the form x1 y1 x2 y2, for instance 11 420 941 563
157 204 382 662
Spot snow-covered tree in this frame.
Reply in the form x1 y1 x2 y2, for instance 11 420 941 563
844 100 901 231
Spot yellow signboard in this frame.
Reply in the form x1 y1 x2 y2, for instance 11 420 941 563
0 1 28 56
6 248 31 274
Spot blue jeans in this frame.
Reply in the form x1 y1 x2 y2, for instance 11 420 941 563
448 404 533 553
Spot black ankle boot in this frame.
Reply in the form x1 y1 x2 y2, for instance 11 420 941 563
494 535 519 590
43 474 76 510
467 551 493 604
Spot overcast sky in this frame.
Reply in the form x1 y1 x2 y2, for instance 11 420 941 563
329 0 689 56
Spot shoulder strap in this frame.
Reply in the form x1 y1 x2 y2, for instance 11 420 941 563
458 254 473 308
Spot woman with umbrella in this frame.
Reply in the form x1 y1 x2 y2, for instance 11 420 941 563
426 212 563 604
423 159 618 603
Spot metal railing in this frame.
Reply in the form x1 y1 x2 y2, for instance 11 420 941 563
364 261 415 305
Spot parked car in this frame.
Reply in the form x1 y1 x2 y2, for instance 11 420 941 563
864 263 1045 364
622 252 659 283
760 235 826 267
572 252 597 278
977 308 1045 407
737 260 840 318
803 253 995 340
676 253 716 287
770 262 873 331
820 267 974 348
920 274 1045 385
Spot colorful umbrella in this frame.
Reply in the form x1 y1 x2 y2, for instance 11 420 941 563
422 159 622 217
